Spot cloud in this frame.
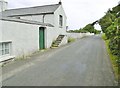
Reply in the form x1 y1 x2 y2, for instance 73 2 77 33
5 0 119 30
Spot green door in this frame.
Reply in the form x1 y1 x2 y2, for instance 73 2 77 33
39 27 45 50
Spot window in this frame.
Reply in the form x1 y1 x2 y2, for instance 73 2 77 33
0 42 11 56
59 15 63 27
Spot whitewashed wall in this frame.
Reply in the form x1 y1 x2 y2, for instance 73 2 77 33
0 0 4 41
0 0 8 42
0 20 1 42
20 15 43 22
2 20 40 58
67 33 94 39
14 5 67 48
46 5 67 47
42 5 67 48
0 0 2 41
0 0 2 12
44 14 54 25
59 35 68 46
20 14 54 26
0 19 1 88
18 14 57 48
45 27 55 48
54 5 67 36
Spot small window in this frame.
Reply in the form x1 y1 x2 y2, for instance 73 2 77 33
0 42 11 56
59 15 63 27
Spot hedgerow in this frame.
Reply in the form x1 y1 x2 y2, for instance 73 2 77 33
99 4 120 65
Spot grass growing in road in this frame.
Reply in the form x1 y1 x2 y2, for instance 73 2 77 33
68 37 75 43
102 33 119 81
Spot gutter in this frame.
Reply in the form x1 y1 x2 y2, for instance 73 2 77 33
43 14 46 23
4 12 54 17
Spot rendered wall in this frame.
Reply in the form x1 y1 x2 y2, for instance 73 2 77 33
0 20 2 42
20 14 54 26
46 5 67 48
1 4 68 61
20 15 56 48
54 5 67 36
2 20 40 59
19 5 68 48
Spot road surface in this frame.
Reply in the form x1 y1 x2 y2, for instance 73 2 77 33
2 35 117 86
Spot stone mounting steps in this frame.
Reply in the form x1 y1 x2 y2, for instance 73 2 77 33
51 35 65 48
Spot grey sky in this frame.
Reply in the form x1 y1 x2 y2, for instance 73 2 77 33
6 0 119 30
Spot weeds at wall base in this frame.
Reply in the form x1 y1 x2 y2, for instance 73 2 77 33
68 37 75 43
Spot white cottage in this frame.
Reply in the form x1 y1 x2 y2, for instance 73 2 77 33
0 0 67 62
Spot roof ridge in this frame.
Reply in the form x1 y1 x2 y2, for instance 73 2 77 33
5 4 60 11
3 3 60 17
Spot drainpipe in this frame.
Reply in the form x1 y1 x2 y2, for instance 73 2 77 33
43 14 46 23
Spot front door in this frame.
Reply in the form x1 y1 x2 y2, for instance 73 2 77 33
39 27 45 50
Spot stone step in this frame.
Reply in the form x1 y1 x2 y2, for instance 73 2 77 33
57 36 64 38
52 44 59 47
51 35 65 47
55 41 61 43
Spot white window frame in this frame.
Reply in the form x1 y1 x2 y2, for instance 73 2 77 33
0 42 11 57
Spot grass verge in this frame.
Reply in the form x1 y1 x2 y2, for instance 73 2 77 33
68 37 75 43
102 33 119 81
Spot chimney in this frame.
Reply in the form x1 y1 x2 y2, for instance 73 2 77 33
0 0 8 12
59 0 62 5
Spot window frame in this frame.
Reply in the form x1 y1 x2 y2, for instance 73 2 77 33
0 42 11 57
59 15 63 28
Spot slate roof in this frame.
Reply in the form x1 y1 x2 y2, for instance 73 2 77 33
2 4 60 17
0 16 54 27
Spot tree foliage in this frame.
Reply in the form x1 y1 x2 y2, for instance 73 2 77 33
82 24 95 33
68 23 101 34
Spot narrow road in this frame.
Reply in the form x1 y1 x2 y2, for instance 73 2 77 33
2 35 117 86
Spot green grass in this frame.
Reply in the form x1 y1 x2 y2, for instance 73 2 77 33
68 37 75 43
102 33 119 81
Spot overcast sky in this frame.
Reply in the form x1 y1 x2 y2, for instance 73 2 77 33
6 0 119 30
